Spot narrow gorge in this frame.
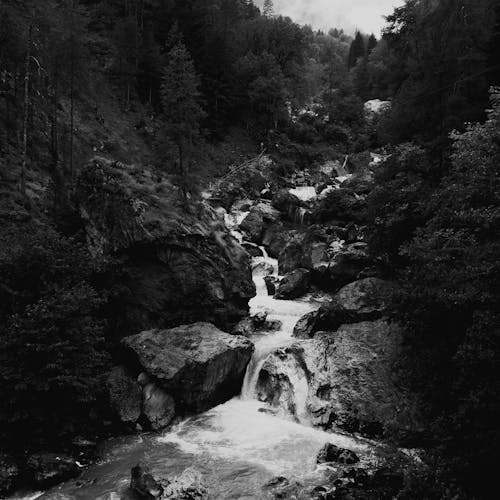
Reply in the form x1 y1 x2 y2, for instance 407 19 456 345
10 153 419 500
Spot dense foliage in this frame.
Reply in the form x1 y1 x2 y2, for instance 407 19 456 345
0 225 110 450
365 0 500 494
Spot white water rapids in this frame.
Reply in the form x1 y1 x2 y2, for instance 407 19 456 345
13 214 370 500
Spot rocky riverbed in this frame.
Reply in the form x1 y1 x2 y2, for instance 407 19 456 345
7 153 421 500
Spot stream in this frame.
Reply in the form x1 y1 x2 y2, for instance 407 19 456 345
14 210 370 500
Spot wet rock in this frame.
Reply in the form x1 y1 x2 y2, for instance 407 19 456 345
232 316 258 336
76 158 255 334
293 278 396 339
317 444 359 465
258 321 422 440
26 453 79 488
131 464 163 499
106 366 142 424
239 202 280 244
310 188 366 225
262 225 296 259
335 278 395 317
0 453 19 497
123 323 254 412
252 260 275 276
242 242 264 257
163 467 208 499
142 383 176 430
264 276 280 296
232 313 280 336
293 307 331 339
272 189 301 215
275 269 310 300
277 233 307 274
254 311 268 326
317 243 377 291
262 475 303 499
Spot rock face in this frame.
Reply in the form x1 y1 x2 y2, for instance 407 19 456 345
257 320 421 440
316 444 359 465
123 323 254 412
275 269 310 300
75 158 255 334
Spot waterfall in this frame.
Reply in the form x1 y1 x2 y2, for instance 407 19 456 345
239 245 319 404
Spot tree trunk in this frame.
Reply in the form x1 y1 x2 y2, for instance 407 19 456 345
21 20 33 197
69 0 75 188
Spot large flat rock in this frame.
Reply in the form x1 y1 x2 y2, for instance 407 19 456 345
123 323 254 412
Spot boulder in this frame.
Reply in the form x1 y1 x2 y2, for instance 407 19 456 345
123 323 254 412
239 202 280 244
241 242 263 258
316 443 359 465
275 269 311 300
232 312 280 336
257 320 422 440
262 225 295 259
26 453 79 488
130 464 163 499
163 467 208 499
317 243 376 291
76 158 255 334
335 278 395 317
293 278 396 338
0 454 19 497
142 382 176 430
272 188 301 215
277 233 307 274
264 276 280 296
106 366 142 424
262 475 303 499
311 188 366 225
252 259 275 276
232 316 257 336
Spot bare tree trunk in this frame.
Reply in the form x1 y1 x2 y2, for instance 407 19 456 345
69 0 75 188
21 20 33 197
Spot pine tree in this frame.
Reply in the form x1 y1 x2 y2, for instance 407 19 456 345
160 40 205 199
263 0 274 18
347 31 366 69
367 34 377 54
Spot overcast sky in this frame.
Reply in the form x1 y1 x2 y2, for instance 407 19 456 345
255 0 406 35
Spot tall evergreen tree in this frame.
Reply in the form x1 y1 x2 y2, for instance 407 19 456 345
160 40 205 199
347 31 365 69
367 33 377 54
263 0 274 18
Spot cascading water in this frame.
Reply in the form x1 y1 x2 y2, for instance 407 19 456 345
14 213 369 500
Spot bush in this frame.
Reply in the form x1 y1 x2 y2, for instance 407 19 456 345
0 284 109 449
0 222 110 451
